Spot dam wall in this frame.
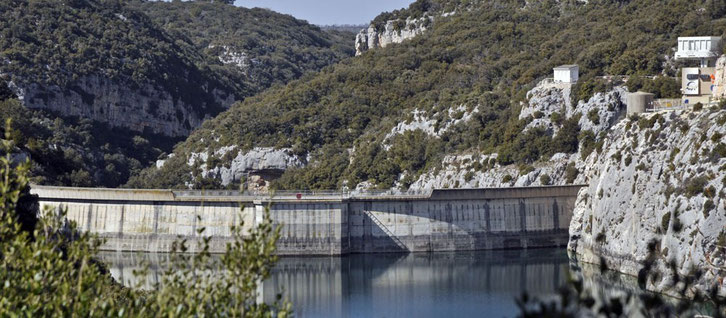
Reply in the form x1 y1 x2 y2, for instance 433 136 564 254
31 185 582 255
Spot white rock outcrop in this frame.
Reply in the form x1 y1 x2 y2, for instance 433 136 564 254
519 80 626 135
355 16 432 55
383 105 478 146
194 147 305 186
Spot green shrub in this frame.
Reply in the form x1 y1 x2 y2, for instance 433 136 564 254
519 164 535 176
638 114 661 130
624 155 632 166
684 175 709 198
502 174 513 183
464 171 475 182
579 130 597 160
565 163 579 184
661 211 671 232
693 102 703 111
703 199 715 218
711 132 723 143
572 77 613 106
704 185 716 198
625 75 680 98
595 232 606 244
533 111 543 119
712 143 726 161
669 148 680 163
540 173 551 185
587 109 600 123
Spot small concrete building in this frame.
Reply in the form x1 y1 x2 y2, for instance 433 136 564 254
675 36 722 66
674 36 722 105
627 91 654 115
553 65 579 83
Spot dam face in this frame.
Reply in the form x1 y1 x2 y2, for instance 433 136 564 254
31 186 582 255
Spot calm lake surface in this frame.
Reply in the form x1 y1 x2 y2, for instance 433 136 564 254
99 248 569 318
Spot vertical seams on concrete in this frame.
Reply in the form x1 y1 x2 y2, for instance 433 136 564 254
119 205 125 238
86 203 93 232
552 199 560 230
519 199 526 233
34 186 582 254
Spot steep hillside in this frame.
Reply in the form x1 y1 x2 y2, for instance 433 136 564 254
131 0 726 190
0 98 173 188
0 0 232 137
130 0 354 98
0 0 353 187
0 0 353 137
355 0 464 55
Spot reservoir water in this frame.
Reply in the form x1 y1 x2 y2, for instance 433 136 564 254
99 248 569 317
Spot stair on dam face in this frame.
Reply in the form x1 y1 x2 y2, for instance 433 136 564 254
364 210 408 251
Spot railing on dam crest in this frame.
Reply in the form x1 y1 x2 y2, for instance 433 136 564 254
172 188 433 200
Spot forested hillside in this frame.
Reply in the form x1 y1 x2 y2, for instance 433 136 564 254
132 0 726 190
0 0 353 187
131 0 354 96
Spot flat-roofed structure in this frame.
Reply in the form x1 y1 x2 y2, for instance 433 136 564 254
676 36 722 67
553 65 579 83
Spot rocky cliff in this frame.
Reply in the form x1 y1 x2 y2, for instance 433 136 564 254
410 79 626 190
0 0 353 138
355 16 433 55
189 147 306 190
408 77 726 297
11 75 233 137
569 108 726 298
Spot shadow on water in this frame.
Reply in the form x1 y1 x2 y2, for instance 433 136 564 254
98 248 569 318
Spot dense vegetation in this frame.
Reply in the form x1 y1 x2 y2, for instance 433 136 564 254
0 125 290 316
133 0 726 190
0 0 353 187
0 98 178 187
130 0 354 97
370 0 470 31
0 0 230 117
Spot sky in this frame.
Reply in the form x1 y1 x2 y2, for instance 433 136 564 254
234 0 416 25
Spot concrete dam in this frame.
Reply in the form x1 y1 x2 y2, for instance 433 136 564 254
31 185 583 255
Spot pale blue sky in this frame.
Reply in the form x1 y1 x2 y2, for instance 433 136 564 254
234 0 415 25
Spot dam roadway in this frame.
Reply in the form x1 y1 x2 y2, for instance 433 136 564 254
31 185 583 255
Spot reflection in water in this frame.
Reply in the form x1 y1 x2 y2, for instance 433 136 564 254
98 249 569 317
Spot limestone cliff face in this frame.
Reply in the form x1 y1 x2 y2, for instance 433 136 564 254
176 146 305 189
8 75 234 137
712 55 726 100
569 109 726 298
408 77 726 297
410 80 626 190
355 16 433 56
